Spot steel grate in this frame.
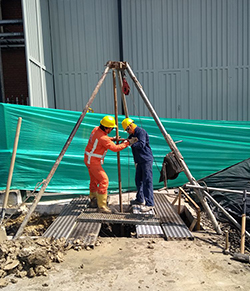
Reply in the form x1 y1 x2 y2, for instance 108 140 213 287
77 209 160 225
43 193 193 242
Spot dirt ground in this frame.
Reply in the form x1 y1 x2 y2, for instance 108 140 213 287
2 192 250 290
3 233 250 291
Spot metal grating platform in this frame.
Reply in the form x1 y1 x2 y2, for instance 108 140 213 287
43 193 193 243
77 209 160 225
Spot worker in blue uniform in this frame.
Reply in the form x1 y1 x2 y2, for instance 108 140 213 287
122 118 155 212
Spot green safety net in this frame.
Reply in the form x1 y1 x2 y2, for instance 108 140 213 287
1 103 250 198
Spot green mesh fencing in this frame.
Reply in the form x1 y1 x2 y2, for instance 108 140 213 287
1 103 250 198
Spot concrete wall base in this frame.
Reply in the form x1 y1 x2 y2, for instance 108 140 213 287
0 190 22 207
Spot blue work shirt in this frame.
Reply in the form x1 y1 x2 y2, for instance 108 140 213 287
129 127 153 164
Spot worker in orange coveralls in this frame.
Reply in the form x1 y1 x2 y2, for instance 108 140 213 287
84 115 130 213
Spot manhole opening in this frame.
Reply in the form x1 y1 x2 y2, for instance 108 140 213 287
180 211 191 228
99 223 136 238
179 206 202 231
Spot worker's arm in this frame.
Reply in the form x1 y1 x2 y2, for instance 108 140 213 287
110 136 126 143
101 136 129 152
130 130 146 150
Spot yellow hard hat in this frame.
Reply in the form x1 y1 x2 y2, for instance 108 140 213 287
100 115 117 128
122 118 134 130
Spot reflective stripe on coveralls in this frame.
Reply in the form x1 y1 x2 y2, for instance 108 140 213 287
85 138 107 164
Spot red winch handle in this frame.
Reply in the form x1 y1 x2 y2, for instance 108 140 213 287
122 77 130 95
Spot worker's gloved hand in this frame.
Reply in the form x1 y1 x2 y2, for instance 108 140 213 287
128 137 138 145
123 140 130 147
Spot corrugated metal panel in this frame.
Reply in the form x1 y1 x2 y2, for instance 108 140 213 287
122 0 250 121
68 221 101 247
43 197 88 239
122 0 190 119
67 207 101 246
232 0 250 121
22 0 55 107
154 193 193 240
133 205 164 238
132 193 193 240
49 0 121 114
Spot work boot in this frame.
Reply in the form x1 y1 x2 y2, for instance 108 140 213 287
140 205 154 212
89 191 98 208
97 193 112 213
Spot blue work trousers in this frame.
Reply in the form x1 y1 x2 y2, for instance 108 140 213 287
135 161 154 206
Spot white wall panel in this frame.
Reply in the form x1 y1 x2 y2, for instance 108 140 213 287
30 63 43 107
22 0 55 108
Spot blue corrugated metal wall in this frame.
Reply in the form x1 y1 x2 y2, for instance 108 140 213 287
122 0 250 120
49 0 122 114
45 0 250 121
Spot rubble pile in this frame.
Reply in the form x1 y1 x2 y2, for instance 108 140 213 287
5 213 57 237
0 236 92 288
0 237 63 286
0 213 96 288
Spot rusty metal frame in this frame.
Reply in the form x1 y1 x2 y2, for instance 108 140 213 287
14 61 221 238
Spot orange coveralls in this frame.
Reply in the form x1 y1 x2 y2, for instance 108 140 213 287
84 126 129 195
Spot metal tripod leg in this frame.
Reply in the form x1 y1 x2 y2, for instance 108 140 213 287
14 62 112 239
125 62 221 235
